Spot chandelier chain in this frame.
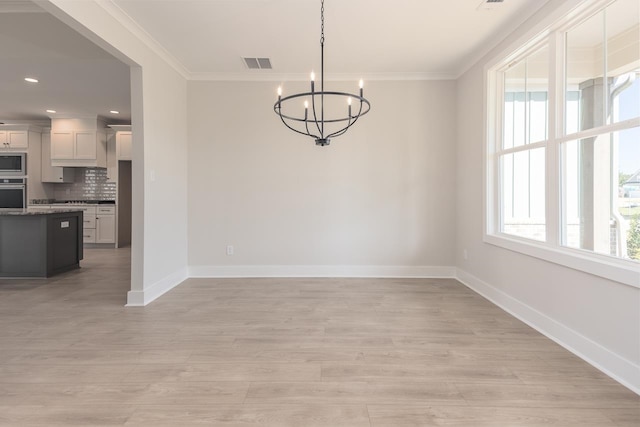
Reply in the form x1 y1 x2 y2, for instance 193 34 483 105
320 0 325 45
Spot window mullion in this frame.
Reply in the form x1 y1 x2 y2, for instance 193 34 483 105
546 30 563 247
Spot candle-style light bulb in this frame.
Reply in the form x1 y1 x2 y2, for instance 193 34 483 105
348 97 352 118
359 79 364 97
277 86 282 96
347 97 352 106
304 100 309 121
304 100 309 109
310 72 315 93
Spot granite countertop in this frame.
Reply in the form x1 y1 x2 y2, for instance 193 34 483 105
0 208 84 216
30 200 116 205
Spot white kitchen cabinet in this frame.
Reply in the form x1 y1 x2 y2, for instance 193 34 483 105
78 206 98 243
51 129 106 167
108 125 132 162
116 131 132 160
0 129 30 150
41 132 75 183
50 130 74 158
96 205 116 244
106 132 117 182
96 213 116 244
74 131 98 159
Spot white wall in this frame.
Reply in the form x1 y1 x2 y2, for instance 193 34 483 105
43 0 189 305
455 0 640 392
188 80 457 276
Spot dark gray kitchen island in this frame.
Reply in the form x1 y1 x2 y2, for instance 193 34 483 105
0 209 83 278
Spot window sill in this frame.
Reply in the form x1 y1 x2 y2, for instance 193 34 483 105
484 233 640 289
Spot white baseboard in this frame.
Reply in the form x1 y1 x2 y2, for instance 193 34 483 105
188 264 456 278
456 268 640 395
126 267 188 306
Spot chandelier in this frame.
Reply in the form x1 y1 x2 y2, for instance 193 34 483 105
274 0 371 147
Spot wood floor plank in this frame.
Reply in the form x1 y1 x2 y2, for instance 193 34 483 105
124 405 371 427
454 383 640 409
0 405 134 427
244 381 465 405
321 362 522 384
367 405 621 426
123 362 321 383
0 363 134 384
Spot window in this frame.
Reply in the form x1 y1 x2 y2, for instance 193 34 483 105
487 0 640 286
500 46 548 241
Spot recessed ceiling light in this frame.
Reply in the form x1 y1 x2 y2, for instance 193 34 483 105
24 77 39 83
110 110 119 114
46 109 56 113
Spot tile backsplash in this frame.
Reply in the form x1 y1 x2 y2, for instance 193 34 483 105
53 168 116 201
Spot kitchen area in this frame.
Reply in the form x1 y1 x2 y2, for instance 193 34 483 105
0 119 132 277
0 4 134 279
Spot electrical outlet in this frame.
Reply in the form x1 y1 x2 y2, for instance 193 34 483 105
226 245 234 256
463 249 468 260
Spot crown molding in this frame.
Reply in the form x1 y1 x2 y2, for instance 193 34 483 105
453 0 554 78
189 71 457 82
95 0 190 80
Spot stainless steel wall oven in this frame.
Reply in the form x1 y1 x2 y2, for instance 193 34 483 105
0 178 26 209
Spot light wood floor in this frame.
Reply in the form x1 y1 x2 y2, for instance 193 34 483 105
0 248 637 426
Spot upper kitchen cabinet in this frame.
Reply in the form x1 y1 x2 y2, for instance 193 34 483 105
41 130 75 183
0 125 40 151
109 125 132 161
117 132 132 160
106 130 117 181
50 117 107 167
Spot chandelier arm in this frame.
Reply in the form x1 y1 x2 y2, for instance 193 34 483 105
326 111 354 139
282 118 320 140
327 116 359 139
305 113 313 136
326 125 350 139
311 93 323 137
326 98 365 138
276 105 320 139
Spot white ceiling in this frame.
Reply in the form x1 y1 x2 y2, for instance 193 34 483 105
113 0 550 80
0 0 552 122
0 7 131 122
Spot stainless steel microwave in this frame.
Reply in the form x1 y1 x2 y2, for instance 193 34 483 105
0 153 26 176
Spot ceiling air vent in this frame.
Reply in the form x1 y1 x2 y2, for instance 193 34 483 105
243 57 272 70
477 0 504 10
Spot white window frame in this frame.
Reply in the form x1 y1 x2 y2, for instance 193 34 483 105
484 0 640 289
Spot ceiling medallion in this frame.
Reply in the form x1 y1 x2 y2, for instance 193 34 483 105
274 0 371 147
